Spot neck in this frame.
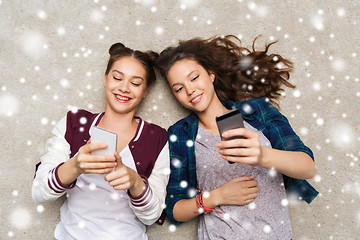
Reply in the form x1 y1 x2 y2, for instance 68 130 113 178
197 96 229 133
99 107 137 134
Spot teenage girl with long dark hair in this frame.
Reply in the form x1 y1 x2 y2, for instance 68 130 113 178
156 35 318 239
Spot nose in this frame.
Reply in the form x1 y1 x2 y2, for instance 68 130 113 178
118 80 130 93
184 82 195 96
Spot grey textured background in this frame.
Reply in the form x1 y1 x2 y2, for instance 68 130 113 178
0 0 359 239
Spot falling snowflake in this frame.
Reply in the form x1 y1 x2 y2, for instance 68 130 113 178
0 93 20 116
9 207 32 229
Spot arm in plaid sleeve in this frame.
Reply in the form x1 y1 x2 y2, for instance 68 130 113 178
165 122 198 225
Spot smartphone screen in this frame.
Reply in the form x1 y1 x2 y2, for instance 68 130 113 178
216 109 245 141
90 126 117 155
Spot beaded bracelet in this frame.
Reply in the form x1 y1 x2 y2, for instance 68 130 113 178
195 190 222 214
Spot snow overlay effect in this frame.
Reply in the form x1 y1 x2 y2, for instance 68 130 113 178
0 0 359 239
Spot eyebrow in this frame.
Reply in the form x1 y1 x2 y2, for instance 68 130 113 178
171 70 197 88
112 70 144 81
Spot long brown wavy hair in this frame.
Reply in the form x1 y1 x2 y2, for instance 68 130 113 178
155 35 295 108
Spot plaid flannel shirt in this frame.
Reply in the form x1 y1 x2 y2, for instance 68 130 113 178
166 98 318 225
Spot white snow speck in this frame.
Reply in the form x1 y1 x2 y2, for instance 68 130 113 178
57 27 66 35
169 134 177 142
155 26 164 35
314 175 322 182
36 10 47 19
171 158 181 168
263 225 272 233
337 8 345 17
331 59 345 72
78 221 86 229
90 9 104 23
37 205 44 213
80 117 87 125
316 118 324 126
179 0 200 8
169 224 176 232
281 199 288 206
41 118 48 125
18 31 47 58
312 16 324 31
89 183 97 190
186 140 194 147
60 79 70 88
134 0 156 6
268 167 277 177
224 213 231 220
299 127 308 136
313 82 321 91
0 93 20 116
180 180 188 188
329 122 354 149
9 207 32 229
248 202 256 210
293 90 301 98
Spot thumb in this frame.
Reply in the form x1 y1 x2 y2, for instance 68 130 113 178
114 152 123 170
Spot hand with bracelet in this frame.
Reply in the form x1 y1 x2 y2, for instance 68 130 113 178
173 176 258 222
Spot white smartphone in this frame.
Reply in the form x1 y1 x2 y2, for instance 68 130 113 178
90 126 117 155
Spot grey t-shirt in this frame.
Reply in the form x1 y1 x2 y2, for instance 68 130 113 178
195 121 292 240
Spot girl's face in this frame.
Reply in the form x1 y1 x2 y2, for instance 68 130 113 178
104 56 148 115
167 58 216 114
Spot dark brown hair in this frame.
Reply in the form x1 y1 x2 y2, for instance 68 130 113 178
156 35 295 107
105 43 158 87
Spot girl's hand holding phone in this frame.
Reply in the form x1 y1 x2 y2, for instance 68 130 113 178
71 141 117 175
105 153 145 197
216 128 264 167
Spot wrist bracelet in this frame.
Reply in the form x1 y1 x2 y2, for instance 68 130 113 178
195 190 222 214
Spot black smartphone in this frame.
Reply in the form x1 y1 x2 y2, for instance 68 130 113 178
216 109 245 164
216 109 245 141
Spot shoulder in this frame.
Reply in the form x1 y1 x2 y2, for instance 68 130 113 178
235 98 282 120
143 120 167 136
141 120 168 146
66 109 99 128
168 113 198 134
238 98 275 112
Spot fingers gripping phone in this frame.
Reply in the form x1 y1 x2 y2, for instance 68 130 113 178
216 109 245 164
90 126 117 155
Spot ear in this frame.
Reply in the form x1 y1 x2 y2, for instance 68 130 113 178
103 74 107 87
143 87 149 98
209 71 215 83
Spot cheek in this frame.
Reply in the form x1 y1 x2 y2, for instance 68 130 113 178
134 87 147 98
174 92 188 104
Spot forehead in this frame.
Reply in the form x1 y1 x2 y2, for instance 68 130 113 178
111 56 147 77
168 59 204 79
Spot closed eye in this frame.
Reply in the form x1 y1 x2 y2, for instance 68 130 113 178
175 87 183 93
113 76 121 81
191 75 199 81
131 82 141 86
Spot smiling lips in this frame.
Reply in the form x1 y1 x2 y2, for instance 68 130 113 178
114 93 132 103
190 94 202 104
